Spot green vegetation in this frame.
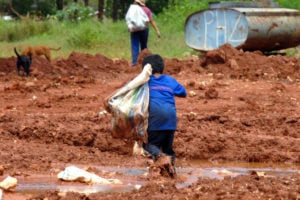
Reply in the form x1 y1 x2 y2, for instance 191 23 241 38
277 0 300 10
55 3 95 22
0 0 205 60
1 0 300 60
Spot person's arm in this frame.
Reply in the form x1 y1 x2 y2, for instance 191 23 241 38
174 84 187 97
150 19 161 38
173 81 187 97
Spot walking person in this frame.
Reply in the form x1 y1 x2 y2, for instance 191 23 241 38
141 54 187 178
126 0 161 66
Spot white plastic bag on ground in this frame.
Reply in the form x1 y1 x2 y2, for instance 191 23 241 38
57 166 122 184
108 64 152 140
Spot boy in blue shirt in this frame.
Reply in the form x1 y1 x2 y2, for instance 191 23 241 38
142 54 187 178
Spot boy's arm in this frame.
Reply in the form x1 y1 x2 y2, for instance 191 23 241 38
174 84 187 97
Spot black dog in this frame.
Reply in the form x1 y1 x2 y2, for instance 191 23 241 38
14 47 32 76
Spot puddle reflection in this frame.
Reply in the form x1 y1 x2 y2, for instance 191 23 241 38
13 161 300 195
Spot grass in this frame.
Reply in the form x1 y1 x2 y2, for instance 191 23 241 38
1 0 300 60
0 0 204 60
0 17 197 61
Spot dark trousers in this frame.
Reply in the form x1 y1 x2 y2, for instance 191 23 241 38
143 130 176 161
130 28 149 66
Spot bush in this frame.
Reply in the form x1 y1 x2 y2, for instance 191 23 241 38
55 3 95 22
67 28 97 48
8 0 56 17
65 19 100 48
0 19 52 42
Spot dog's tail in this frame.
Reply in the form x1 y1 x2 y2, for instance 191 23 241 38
14 47 21 58
50 47 61 51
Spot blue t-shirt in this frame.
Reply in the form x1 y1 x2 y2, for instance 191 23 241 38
148 74 187 131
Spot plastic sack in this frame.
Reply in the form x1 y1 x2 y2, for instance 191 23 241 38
57 166 122 184
108 64 152 140
125 4 149 32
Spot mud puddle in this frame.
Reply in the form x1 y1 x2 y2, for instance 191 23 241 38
16 176 140 194
2 162 300 197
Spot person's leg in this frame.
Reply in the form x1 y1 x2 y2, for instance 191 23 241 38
161 130 176 163
145 130 176 178
130 32 140 66
161 130 176 177
143 131 164 160
140 28 149 50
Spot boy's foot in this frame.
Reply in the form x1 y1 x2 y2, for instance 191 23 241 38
154 154 176 178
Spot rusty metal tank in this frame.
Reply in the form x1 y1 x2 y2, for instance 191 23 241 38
184 7 300 51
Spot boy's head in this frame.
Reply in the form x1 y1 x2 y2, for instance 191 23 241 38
142 54 164 74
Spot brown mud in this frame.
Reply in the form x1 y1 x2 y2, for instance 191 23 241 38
0 44 299 199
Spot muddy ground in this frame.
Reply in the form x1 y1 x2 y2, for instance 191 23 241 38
0 44 299 199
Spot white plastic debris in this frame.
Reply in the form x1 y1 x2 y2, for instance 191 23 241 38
134 184 142 190
98 110 108 116
189 91 196 97
133 141 146 156
57 166 122 184
0 176 18 191
212 169 239 176
251 170 266 177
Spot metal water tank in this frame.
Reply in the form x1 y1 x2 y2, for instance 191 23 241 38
184 7 300 51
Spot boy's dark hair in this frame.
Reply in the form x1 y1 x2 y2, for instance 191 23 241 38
142 54 164 74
